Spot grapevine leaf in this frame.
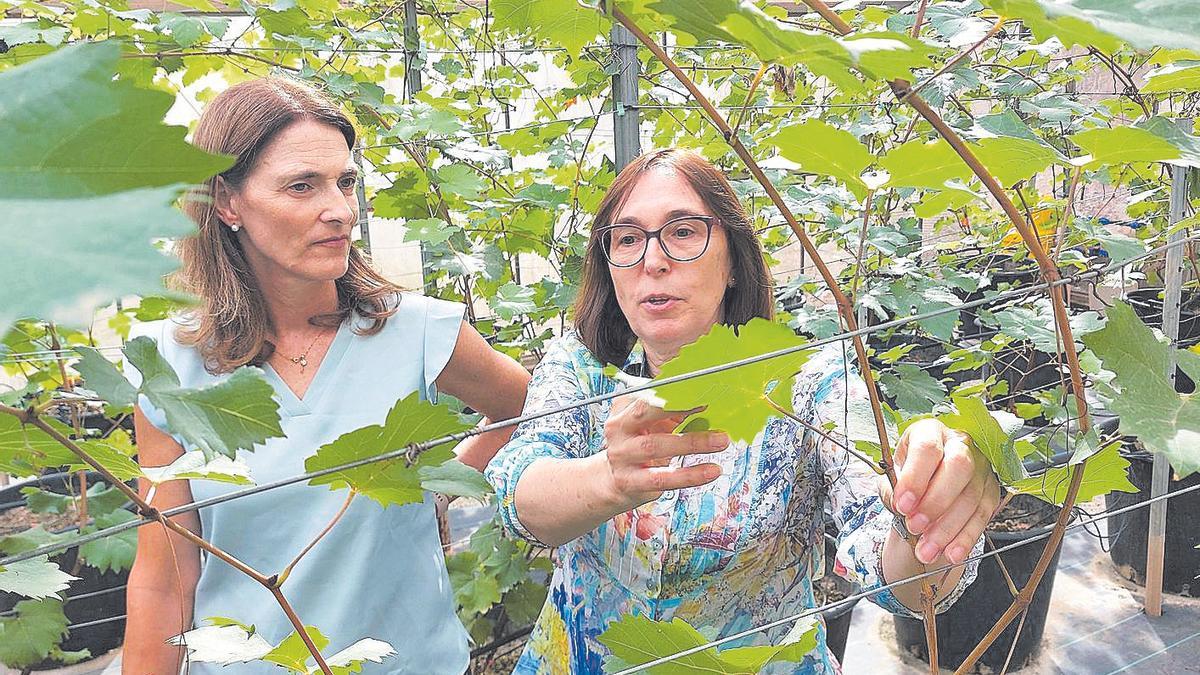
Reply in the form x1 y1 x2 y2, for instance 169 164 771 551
0 558 75 600
880 364 946 415
490 283 538 321
141 450 254 486
168 624 274 665
1081 301 1200 478
403 218 455 246
77 431 143 482
0 527 74 556
938 396 1026 484
319 638 397 674
973 136 1060 187
417 459 493 501
1136 116 1200 169
490 0 606 58
446 551 502 616
882 139 972 190
651 318 813 445
1143 62 1200 94
124 336 284 460
1070 126 1181 168
503 578 549 626
0 599 69 668
24 483 129 516
305 392 471 507
263 626 329 672
0 414 77 476
79 509 139 574
1009 440 1137 505
982 0 1123 52
767 119 874 200
73 346 137 407
995 0 1200 52
598 614 819 674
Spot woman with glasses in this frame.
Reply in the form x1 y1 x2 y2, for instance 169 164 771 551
485 149 1000 673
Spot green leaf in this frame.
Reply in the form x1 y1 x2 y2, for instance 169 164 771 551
141 450 254 486
403 218 455 246
993 301 1105 352
994 0 1200 52
1070 126 1181 169
982 0 1123 52
1136 116 1200 169
263 626 329 672
73 346 137 407
169 624 274 666
651 318 812 444
880 364 946 415
973 137 1061 187
0 415 77 476
1082 301 1200 477
502 578 549 626
418 459 493 501
938 396 1026 484
0 527 75 556
0 558 75 600
322 639 397 674
434 164 486 199
0 599 69 668
24 483 129 516
491 0 606 57
0 42 231 198
446 550 503 616
490 283 538 321
79 509 138 574
882 139 972 190
124 336 284 460
76 431 143 482
768 120 874 200
1143 62 1200 94
1010 440 1137 505
598 614 819 674
305 392 471 507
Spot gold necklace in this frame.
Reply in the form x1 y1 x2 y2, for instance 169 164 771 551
286 329 327 370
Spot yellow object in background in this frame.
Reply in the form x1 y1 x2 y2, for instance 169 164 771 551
1001 207 1056 249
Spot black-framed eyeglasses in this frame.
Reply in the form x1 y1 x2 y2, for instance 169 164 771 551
596 215 717 268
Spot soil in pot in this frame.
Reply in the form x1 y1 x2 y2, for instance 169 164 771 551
1105 447 1200 597
0 473 129 670
894 494 1066 673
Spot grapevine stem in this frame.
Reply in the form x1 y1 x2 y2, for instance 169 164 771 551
276 491 356 588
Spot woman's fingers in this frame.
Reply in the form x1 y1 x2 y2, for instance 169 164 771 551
628 431 730 464
640 463 722 493
893 419 950 518
907 433 976 535
914 482 979 564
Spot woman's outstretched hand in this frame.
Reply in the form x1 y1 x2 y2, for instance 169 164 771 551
880 418 1002 565
597 395 728 513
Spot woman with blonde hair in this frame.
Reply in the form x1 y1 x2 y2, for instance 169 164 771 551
122 77 529 674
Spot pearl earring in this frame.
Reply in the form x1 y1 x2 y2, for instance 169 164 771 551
230 223 241 232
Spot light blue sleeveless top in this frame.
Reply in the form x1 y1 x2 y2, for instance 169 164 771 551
128 293 470 675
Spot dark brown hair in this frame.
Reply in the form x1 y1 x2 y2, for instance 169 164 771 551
173 77 401 374
573 149 774 365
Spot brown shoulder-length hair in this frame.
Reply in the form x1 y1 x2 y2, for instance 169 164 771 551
174 77 401 374
573 149 774 366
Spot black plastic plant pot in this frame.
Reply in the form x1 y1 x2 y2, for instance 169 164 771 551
1126 287 1200 393
0 471 130 669
893 495 1066 672
818 534 859 665
993 341 1060 425
1105 448 1200 597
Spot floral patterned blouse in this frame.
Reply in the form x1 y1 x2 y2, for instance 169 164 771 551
485 332 981 674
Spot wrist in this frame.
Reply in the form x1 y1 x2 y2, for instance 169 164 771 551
586 451 632 517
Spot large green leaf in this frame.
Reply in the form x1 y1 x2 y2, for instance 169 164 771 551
0 558 75 601
79 509 139 574
168 624 274 666
0 599 69 668
651 319 812 445
417 459 493 501
880 363 946 415
1142 62 1200 94
1082 301 1200 477
263 626 329 672
0 42 229 330
768 120 874 200
491 0 607 57
882 139 972 190
0 41 231 198
74 346 138 407
304 392 471 507
124 337 284 460
0 415 77 476
598 614 819 674
141 450 254 486
938 396 1026 484
992 0 1200 52
973 136 1061 187
1070 126 1182 168
1009 440 1137 505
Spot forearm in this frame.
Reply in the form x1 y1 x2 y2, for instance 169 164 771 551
881 526 966 612
453 419 516 472
122 578 194 674
512 454 625 547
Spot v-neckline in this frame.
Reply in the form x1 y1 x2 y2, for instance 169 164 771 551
263 320 353 417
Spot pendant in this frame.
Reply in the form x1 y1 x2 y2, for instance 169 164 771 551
291 355 307 368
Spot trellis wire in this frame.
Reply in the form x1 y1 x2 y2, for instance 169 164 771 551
1 233 1194 571
613 480 1200 675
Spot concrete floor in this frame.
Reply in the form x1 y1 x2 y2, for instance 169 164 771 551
11 500 1198 675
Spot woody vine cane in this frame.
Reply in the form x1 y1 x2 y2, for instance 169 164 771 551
0 402 338 675
797 1 1094 672
604 5 948 671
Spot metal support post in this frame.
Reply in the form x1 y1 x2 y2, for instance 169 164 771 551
353 146 371 255
610 24 641 171
1145 149 1190 616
